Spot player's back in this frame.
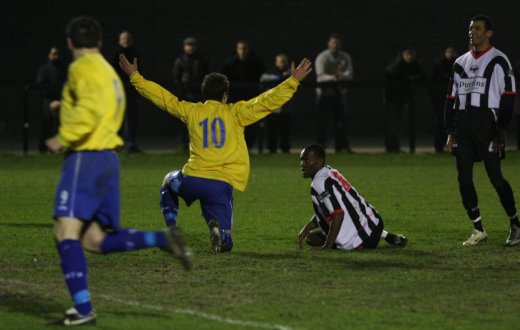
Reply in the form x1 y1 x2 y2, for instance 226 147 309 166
182 100 249 190
60 53 125 150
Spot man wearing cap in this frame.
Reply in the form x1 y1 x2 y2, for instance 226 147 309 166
173 37 209 150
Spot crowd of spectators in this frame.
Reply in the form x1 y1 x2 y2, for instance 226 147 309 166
35 32 520 153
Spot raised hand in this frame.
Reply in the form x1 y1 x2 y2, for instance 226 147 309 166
291 58 313 82
118 54 139 77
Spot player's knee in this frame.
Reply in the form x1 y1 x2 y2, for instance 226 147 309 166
488 174 506 189
81 222 106 253
162 172 172 186
53 217 83 242
162 170 182 192
457 173 473 186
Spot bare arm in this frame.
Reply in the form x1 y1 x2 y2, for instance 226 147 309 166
313 213 343 250
298 215 318 249
119 54 190 121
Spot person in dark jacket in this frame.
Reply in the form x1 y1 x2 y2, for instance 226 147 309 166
384 49 425 152
173 37 209 150
223 40 265 151
260 54 292 153
112 31 141 153
429 47 457 153
36 46 67 153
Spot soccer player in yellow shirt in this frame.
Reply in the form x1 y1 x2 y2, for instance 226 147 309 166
119 54 312 253
46 16 191 326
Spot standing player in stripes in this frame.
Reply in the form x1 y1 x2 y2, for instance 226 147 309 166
444 15 520 246
298 144 407 251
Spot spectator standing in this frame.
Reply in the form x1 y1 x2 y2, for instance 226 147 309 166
384 49 425 152
112 30 141 153
260 53 292 153
173 37 209 150
36 46 67 153
223 40 265 151
429 47 457 153
315 33 353 153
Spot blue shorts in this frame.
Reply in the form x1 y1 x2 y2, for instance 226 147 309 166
54 150 120 229
168 172 233 230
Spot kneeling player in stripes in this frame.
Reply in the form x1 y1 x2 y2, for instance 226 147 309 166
298 144 407 251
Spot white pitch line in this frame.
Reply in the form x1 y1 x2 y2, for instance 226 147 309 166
0 277 295 330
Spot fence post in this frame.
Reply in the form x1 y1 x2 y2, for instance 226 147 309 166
408 88 416 154
23 84 30 155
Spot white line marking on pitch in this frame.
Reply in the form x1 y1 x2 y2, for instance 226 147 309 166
0 277 295 330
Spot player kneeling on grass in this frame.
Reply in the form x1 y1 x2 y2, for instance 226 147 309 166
45 16 192 326
298 145 407 251
118 52 312 254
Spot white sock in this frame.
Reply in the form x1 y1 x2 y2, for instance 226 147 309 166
381 230 388 239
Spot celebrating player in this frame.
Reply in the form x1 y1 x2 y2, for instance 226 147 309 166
46 16 192 326
444 15 520 246
118 53 312 253
298 144 407 251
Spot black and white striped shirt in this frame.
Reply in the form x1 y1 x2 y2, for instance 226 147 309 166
447 47 516 110
310 166 382 250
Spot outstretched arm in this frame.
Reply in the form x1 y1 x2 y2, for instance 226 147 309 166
235 58 312 126
118 54 190 121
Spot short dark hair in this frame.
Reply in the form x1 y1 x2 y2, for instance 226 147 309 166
66 16 102 48
328 33 341 42
201 73 229 101
471 15 494 31
305 144 326 162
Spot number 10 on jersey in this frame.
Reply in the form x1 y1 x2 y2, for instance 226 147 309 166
199 117 226 148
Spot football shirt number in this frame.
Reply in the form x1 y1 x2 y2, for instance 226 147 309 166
199 117 226 148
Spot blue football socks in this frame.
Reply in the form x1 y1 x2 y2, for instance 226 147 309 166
160 186 179 227
101 229 168 254
57 239 92 316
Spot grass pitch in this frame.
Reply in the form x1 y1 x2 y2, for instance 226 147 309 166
1 151 520 329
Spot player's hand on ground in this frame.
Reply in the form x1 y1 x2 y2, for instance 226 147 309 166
445 134 453 153
119 54 138 77
291 58 313 82
298 226 311 249
46 137 64 154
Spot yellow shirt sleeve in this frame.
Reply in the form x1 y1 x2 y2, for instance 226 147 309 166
233 76 300 126
129 71 192 122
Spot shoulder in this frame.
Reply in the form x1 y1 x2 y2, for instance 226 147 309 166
455 51 471 64
491 47 508 58
316 50 328 60
490 48 512 65
311 167 331 190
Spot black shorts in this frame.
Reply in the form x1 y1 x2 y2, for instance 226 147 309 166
358 219 384 249
452 108 497 162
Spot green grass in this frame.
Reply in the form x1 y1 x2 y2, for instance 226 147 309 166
1 151 520 329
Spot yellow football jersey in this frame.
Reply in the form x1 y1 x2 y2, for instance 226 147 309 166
130 72 300 191
57 52 125 151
